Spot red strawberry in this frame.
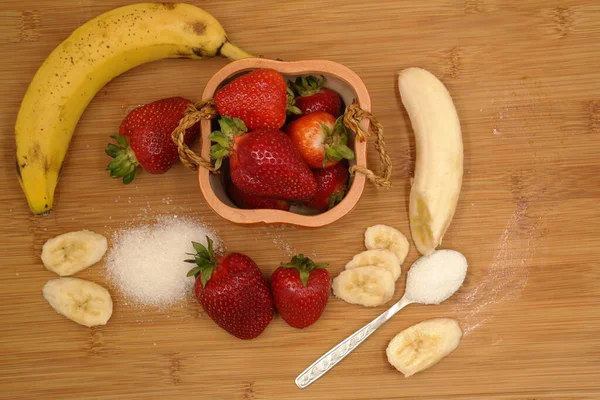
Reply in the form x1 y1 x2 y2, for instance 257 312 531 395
292 75 342 118
305 162 349 211
215 69 295 131
271 254 331 329
210 117 317 202
186 237 274 340
227 180 290 211
105 97 197 183
286 111 355 169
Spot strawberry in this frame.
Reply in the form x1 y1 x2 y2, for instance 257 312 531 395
292 75 342 118
215 69 296 131
305 162 349 211
286 111 355 169
105 97 197 183
186 237 274 340
271 254 331 329
210 117 317 202
227 180 290 211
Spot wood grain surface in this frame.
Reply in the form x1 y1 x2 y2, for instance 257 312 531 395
1 1 599 399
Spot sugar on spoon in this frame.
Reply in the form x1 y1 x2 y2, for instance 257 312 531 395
295 249 468 389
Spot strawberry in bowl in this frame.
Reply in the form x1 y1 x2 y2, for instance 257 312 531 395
227 180 290 211
210 117 317 202
291 75 342 118
286 111 354 169
305 162 350 211
214 68 295 130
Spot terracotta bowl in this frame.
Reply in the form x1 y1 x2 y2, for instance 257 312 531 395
198 58 371 227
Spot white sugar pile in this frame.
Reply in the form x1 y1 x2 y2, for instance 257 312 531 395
105 216 220 308
404 249 468 304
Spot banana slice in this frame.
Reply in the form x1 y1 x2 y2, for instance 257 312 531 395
398 67 463 256
386 318 462 377
43 277 113 327
364 225 410 264
345 249 401 281
332 266 395 307
41 230 108 276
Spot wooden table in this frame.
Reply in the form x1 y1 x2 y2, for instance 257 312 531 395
1 1 599 399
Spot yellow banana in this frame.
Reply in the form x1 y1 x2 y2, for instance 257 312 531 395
15 2 253 214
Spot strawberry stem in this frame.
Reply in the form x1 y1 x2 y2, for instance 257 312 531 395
185 236 218 287
323 116 355 166
209 117 247 170
328 185 347 210
280 254 328 287
105 135 138 184
286 86 302 115
293 75 325 97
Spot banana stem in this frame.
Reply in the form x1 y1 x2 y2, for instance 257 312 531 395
219 41 256 60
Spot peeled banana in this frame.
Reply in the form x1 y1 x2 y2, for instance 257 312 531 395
398 68 463 256
364 224 409 264
43 277 113 327
386 318 462 377
332 266 395 307
15 3 253 214
41 230 108 276
345 249 401 281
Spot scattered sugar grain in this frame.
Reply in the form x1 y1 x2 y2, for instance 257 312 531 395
105 216 220 308
405 250 468 305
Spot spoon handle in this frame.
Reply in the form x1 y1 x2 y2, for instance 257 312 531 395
295 296 413 389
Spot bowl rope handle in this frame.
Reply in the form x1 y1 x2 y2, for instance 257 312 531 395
343 100 392 187
171 99 218 172
172 99 392 188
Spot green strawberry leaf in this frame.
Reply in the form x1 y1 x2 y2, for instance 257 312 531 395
105 135 140 184
186 266 202 278
186 236 218 286
335 144 355 160
214 157 223 171
210 132 230 148
207 236 214 256
299 268 310 287
325 147 342 165
105 143 121 158
209 117 247 170
280 254 328 287
200 267 212 287
286 86 302 115
122 170 136 185
294 75 325 97
192 241 208 255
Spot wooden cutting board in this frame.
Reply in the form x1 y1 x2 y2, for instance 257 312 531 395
1 1 599 399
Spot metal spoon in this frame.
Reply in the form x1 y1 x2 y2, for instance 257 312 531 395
295 249 467 389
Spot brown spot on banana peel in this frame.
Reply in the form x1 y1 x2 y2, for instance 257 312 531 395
190 21 206 35
44 156 52 173
160 3 176 10
175 50 192 58
192 46 217 58
28 142 43 163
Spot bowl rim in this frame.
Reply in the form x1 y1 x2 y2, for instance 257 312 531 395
197 58 370 228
